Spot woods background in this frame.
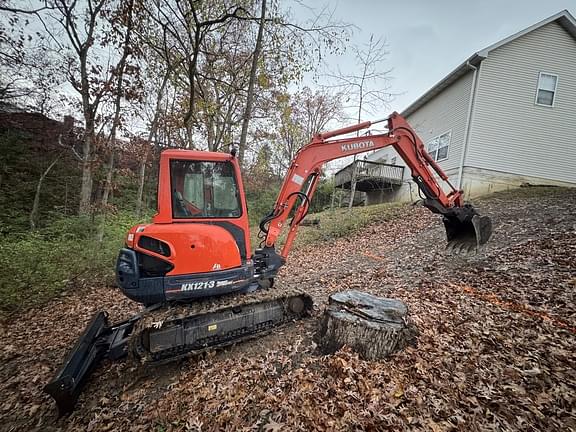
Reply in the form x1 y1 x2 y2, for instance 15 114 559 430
0 0 392 311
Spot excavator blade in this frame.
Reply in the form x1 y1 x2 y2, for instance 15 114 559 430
443 212 493 253
44 312 136 415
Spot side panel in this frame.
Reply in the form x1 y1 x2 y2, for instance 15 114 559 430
405 72 474 176
368 72 474 181
133 223 242 274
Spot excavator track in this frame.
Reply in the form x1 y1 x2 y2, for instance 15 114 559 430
130 287 313 365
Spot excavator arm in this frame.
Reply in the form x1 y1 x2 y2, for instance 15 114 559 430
259 112 492 258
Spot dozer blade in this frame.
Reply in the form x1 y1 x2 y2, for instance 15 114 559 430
44 312 136 415
443 211 493 253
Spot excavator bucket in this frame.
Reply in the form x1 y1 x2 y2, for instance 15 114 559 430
443 211 492 253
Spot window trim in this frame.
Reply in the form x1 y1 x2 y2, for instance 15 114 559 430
534 71 559 108
426 130 452 163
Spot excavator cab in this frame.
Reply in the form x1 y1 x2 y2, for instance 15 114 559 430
115 150 263 306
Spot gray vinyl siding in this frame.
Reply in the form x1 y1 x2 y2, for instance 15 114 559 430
467 21 576 184
405 71 474 177
368 72 473 180
366 147 399 166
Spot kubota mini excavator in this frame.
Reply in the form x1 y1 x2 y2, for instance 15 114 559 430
44 112 492 414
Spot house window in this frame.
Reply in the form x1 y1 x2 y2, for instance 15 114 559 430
535 72 558 107
390 156 397 165
427 131 451 162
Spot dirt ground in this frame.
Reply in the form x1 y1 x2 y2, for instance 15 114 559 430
1 186 574 431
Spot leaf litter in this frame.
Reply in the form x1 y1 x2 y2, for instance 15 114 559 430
0 186 574 431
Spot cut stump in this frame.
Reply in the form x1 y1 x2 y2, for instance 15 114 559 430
317 290 416 360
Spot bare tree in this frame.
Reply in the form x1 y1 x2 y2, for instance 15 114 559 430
324 34 393 208
50 0 108 214
30 153 62 230
238 0 266 166
269 87 344 175
326 34 393 123
0 2 51 107
195 18 252 152
235 1 353 166
100 0 137 211
135 65 170 216
141 0 247 148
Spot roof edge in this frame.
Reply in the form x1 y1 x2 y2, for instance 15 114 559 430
478 9 575 56
401 53 483 117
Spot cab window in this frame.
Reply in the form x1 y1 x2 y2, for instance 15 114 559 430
170 160 241 218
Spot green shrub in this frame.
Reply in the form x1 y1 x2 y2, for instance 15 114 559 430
0 211 145 313
245 186 280 227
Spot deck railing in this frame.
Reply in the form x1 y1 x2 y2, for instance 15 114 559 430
334 160 404 189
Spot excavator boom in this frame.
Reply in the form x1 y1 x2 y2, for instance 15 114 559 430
260 112 492 257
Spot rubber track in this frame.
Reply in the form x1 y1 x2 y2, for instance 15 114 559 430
130 286 313 365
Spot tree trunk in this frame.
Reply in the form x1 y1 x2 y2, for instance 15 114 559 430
100 0 133 220
136 68 169 216
79 130 94 215
238 0 266 166
206 115 216 151
30 154 61 230
96 150 115 242
316 290 417 360
348 161 357 209
100 150 115 208
135 153 148 217
0 162 6 190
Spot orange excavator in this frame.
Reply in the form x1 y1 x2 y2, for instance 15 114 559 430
44 112 492 414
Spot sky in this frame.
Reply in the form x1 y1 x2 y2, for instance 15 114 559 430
300 0 575 119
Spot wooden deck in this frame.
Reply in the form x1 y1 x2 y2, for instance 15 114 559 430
334 160 404 192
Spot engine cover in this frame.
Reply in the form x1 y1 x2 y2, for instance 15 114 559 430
116 221 253 305
133 222 243 274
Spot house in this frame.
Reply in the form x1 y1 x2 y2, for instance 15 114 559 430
363 9 576 204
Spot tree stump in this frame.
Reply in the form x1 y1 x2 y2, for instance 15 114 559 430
316 290 416 360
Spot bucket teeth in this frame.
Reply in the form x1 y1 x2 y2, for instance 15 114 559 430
446 238 477 254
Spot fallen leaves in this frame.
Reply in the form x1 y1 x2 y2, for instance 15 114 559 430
1 187 575 431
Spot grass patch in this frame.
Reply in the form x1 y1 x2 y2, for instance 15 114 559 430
250 202 406 251
293 202 405 248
